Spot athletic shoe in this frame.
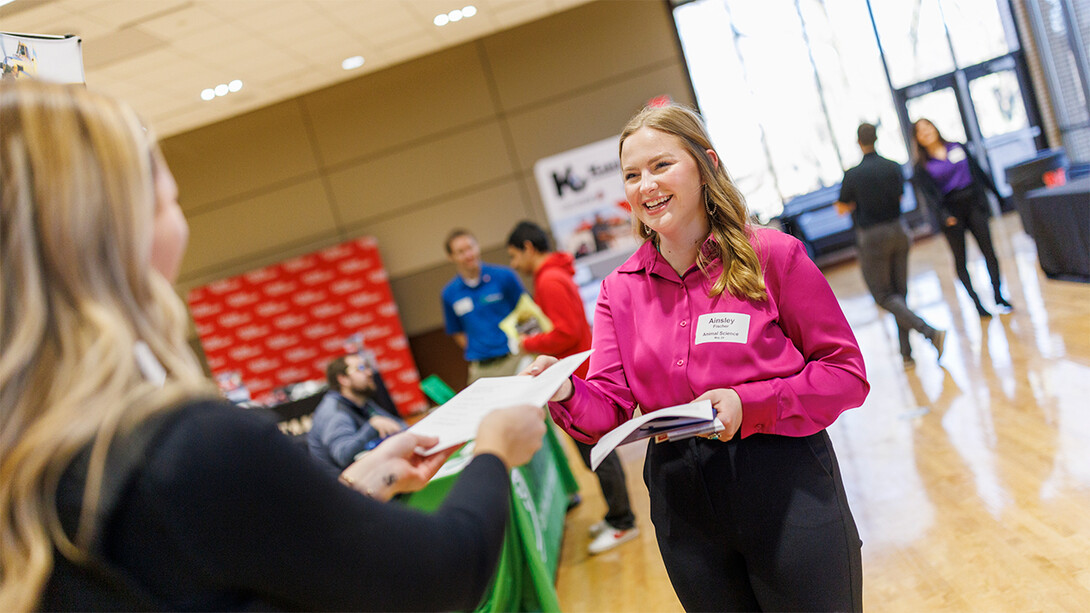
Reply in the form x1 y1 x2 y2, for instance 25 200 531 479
588 520 609 538
588 525 639 555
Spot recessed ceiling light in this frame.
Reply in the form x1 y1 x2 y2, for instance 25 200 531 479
342 55 365 70
434 5 476 27
201 80 244 101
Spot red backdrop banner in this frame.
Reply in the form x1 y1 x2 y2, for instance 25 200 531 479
187 237 426 415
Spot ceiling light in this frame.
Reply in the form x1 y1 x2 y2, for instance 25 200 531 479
200 79 244 102
434 5 476 27
342 55 365 70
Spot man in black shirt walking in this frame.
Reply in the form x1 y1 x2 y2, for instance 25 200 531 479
836 123 945 369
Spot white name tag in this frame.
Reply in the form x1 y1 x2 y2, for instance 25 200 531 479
453 296 474 316
947 146 966 163
695 313 750 344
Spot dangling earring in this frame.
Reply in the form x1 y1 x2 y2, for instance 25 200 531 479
704 184 716 216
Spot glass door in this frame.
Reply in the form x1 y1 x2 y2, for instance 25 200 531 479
904 81 968 143
965 57 1041 197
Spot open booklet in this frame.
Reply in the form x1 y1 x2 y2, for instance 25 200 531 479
589 399 723 470
408 349 592 455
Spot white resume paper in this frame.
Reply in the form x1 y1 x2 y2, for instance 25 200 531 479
409 349 592 455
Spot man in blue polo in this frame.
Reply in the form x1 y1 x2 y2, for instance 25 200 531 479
441 228 526 383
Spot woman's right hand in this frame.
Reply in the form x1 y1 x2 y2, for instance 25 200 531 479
473 404 546 469
520 355 574 402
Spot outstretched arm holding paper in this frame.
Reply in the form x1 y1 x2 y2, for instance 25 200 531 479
338 402 544 501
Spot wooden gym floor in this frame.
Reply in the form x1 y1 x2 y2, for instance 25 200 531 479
553 212 1090 612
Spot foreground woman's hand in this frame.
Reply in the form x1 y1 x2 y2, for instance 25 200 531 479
473 404 547 469
339 431 456 501
520 355 573 402
694 388 743 441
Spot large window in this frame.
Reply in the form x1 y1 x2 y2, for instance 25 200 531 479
673 0 1023 221
1027 0 1090 162
674 0 905 221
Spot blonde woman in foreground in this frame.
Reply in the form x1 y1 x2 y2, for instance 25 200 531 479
0 79 545 612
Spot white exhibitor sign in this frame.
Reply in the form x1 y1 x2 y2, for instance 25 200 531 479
1 32 85 83
532 136 636 260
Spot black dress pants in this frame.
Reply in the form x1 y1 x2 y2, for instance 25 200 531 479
644 431 863 612
941 187 1003 305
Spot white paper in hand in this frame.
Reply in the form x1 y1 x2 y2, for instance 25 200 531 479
409 349 592 455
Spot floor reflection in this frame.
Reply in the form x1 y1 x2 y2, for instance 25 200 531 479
826 214 1090 609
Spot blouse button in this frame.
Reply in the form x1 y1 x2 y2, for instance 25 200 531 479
676 359 684 366
680 320 687 327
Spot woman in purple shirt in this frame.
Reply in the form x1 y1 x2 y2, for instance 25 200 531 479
911 118 1012 316
526 104 869 611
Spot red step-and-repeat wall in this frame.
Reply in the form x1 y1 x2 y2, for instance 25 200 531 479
187 237 427 415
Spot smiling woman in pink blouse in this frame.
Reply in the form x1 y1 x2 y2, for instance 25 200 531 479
525 104 869 612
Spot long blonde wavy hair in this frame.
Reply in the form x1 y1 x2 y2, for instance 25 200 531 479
620 104 767 302
0 81 215 611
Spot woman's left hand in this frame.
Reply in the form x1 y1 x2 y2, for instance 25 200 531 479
339 431 458 501
694 388 742 441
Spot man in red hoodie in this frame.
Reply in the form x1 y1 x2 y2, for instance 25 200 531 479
506 220 638 555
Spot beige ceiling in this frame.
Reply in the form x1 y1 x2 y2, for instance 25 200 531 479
0 0 595 137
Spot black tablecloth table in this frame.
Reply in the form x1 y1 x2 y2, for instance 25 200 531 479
1021 177 1090 282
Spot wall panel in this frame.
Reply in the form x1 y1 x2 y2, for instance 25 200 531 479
504 62 696 173
161 100 319 210
325 122 514 226
181 179 338 275
482 1 681 111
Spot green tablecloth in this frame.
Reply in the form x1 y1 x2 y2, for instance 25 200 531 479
404 423 579 612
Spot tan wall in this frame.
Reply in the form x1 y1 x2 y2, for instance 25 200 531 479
163 1 693 387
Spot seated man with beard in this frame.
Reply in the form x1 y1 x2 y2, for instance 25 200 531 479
308 353 406 476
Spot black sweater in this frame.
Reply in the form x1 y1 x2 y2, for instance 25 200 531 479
43 400 510 611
